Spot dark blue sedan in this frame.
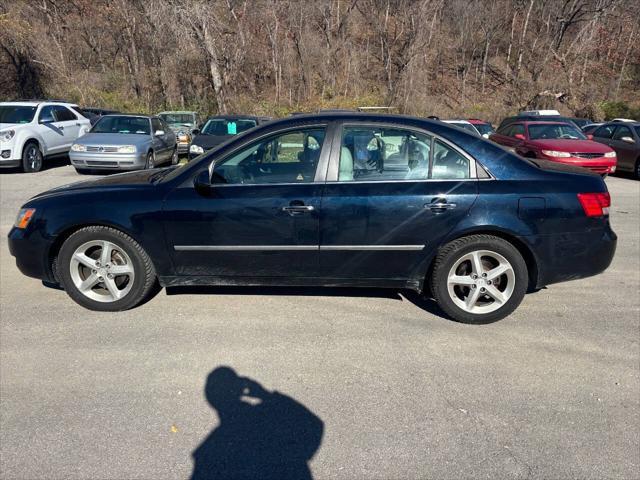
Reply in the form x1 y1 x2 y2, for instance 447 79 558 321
8 113 616 323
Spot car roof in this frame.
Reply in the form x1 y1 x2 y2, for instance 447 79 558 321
203 115 265 121
101 113 152 119
601 121 640 127
0 101 77 107
442 119 473 124
157 111 196 115
518 120 577 126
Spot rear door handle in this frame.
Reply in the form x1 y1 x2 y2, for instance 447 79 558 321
426 198 456 212
282 205 315 215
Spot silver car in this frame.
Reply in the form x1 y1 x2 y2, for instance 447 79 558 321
70 114 178 173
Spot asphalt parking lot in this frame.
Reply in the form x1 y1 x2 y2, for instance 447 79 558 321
1 163 639 479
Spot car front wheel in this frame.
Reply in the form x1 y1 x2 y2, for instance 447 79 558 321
22 142 43 172
171 147 179 165
430 235 528 324
57 226 158 311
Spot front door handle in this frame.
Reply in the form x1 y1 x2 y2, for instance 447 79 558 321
426 198 456 212
282 205 315 215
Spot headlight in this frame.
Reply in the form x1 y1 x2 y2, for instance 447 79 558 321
541 150 571 158
190 144 204 154
604 151 616 158
117 145 136 153
14 208 36 229
71 144 86 152
1 129 15 142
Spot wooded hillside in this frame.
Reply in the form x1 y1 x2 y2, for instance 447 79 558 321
1 0 638 121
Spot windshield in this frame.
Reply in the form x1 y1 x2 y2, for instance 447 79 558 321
0 105 37 124
91 116 150 135
201 118 257 136
528 123 586 140
473 123 494 135
159 113 194 125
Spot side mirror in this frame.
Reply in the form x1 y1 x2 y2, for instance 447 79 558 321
191 128 200 136
621 136 635 144
514 133 526 140
194 169 213 195
587 134 594 140
154 130 165 136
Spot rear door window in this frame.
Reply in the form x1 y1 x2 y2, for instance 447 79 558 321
612 125 633 141
337 126 432 182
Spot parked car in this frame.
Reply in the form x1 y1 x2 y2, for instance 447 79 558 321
188 115 270 160
81 107 119 126
498 114 589 131
441 120 481 136
467 119 495 138
69 114 177 173
582 123 603 134
591 122 640 179
157 111 200 155
9 113 616 324
0 100 92 172
489 121 617 176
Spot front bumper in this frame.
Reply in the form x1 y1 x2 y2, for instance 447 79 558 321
177 142 189 154
70 151 147 170
0 142 20 166
539 155 617 175
527 223 617 288
8 225 56 283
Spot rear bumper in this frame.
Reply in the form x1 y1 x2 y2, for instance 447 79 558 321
69 151 147 170
526 223 617 288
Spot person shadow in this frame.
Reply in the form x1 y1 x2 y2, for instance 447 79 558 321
191 366 324 480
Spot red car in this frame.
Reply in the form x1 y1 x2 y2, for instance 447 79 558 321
467 118 495 138
490 121 617 176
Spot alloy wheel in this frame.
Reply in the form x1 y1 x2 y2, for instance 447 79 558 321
26 145 42 171
69 240 135 302
446 249 516 314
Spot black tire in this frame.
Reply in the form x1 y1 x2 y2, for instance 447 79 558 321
635 158 640 180
57 226 158 311
22 141 44 172
145 150 155 169
429 234 528 324
170 147 179 165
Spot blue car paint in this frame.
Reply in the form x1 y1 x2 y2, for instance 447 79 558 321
8 113 616 293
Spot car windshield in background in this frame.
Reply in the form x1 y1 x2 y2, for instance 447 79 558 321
0 106 37 124
159 114 193 125
474 123 494 135
453 123 478 134
92 116 150 135
528 124 586 140
201 119 257 136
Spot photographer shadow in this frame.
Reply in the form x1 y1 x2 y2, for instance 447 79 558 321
191 366 324 480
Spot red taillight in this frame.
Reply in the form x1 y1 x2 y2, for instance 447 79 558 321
577 192 610 217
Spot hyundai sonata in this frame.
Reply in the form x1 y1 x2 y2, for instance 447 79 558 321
8 113 616 323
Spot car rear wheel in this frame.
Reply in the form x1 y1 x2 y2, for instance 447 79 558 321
635 158 640 180
22 142 43 172
430 235 528 324
57 226 158 311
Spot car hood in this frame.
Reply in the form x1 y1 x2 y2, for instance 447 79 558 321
30 168 172 201
168 123 194 133
1 122 28 131
530 139 613 153
191 134 231 150
75 132 150 146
